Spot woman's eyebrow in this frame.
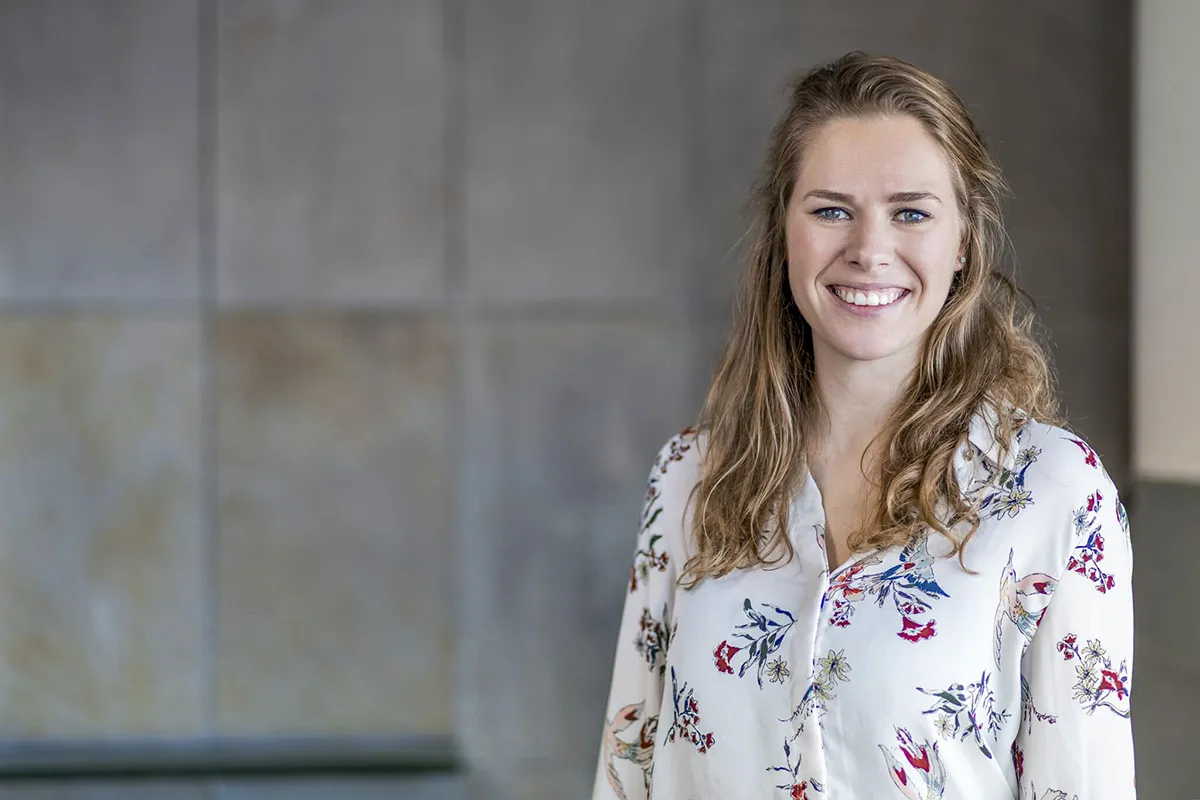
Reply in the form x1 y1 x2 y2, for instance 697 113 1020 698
888 190 943 205
800 189 943 205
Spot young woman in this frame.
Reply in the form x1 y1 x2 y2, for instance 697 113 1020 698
593 53 1135 799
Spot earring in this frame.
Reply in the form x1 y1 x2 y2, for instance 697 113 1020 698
958 256 967 264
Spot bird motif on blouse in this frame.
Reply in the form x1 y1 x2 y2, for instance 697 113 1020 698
879 727 946 799
601 701 657 800
993 548 1057 668
873 536 951 601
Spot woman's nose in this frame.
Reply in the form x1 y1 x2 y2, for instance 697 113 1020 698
845 218 893 269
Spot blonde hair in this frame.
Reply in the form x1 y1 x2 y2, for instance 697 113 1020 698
682 52 1061 586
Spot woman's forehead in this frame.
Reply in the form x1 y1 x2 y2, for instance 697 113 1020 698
796 116 956 195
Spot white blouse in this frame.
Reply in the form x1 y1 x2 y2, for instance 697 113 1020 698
592 410 1135 799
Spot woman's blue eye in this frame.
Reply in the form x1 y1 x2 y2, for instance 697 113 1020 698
814 207 850 221
897 209 930 224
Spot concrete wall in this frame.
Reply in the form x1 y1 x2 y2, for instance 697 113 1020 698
1128 2 1200 798
0 1 1146 797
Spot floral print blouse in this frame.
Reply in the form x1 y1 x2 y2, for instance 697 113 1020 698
592 409 1135 799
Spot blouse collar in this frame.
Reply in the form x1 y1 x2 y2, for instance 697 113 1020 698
955 401 1029 492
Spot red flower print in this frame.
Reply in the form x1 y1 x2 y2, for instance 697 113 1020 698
665 667 714 754
1012 742 1024 780
897 598 927 616
629 533 669 593
830 600 853 627
713 599 799 687
1058 634 1078 659
791 781 809 799
713 640 741 674
1061 635 1131 718
1099 669 1128 700
897 616 936 642
1070 496 1118 593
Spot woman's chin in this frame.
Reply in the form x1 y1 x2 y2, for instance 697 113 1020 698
820 336 917 366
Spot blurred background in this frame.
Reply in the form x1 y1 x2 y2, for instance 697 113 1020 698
0 0 1193 798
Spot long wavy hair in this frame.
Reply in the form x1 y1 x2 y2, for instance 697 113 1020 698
682 52 1061 587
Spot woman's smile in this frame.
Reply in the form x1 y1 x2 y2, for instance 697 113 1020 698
827 284 912 315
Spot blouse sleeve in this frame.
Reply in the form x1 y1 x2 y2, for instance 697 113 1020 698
591 443 681 800
1015 479 1136 799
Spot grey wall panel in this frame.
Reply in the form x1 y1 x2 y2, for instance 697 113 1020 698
0 317 205 736
1130 481 1200 664
0 0 200 303
216 0 446 305
214 313 452 734
1129 481 1200 798
463 0 694 305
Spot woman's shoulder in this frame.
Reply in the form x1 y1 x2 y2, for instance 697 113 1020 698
965 406 1117 501
1014 418 1117 498
638 426 706 561
644 425 705 499
984 418 1123 556
985 418 1131 597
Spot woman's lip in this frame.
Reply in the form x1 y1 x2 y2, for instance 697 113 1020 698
827 283 910 292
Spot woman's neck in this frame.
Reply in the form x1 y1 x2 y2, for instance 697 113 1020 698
808 343 916 464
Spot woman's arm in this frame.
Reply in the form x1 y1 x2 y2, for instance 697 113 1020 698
591 439 683 800
1015 478 1135 798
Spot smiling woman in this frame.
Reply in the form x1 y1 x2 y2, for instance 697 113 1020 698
593 52 1135 800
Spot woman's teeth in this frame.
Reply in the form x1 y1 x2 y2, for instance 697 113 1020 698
832 286 906 307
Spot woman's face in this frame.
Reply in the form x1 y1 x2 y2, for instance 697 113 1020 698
785 114 965 371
